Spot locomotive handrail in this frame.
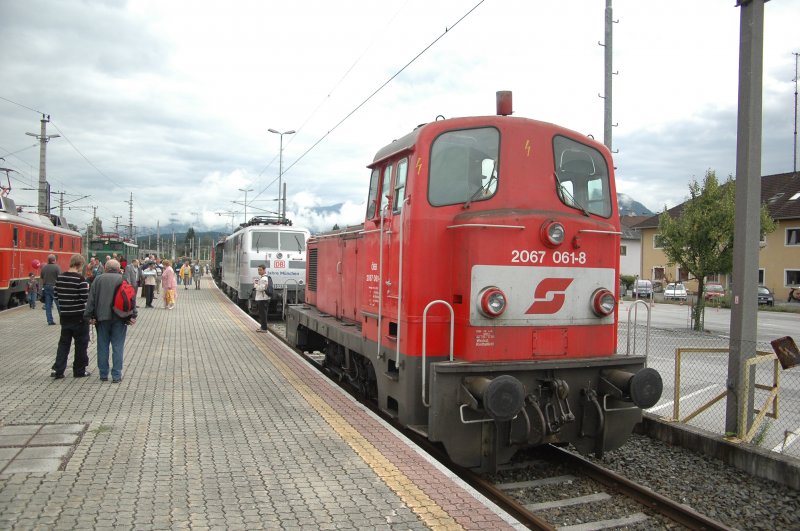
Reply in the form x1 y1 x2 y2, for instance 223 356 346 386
421 300 454 408
625 300 651 358
577 229 622 235
395 197 410 368
446 223 525 230
281 278 302 320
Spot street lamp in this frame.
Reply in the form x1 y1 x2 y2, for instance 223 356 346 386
268 128 295 220
238 187 253 224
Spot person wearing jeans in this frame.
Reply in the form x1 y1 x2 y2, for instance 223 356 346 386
95 319 128 382
84 259 137 383
40 254 61 325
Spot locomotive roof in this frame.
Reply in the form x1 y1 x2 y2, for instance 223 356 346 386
370 127 422 167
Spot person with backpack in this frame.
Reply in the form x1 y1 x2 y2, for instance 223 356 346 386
254 265 271 333
84 259 137 383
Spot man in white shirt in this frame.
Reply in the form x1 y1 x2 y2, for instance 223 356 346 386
254 265 270 332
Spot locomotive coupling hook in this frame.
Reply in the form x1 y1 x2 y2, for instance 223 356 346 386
463 375 526 422
600 368 663 409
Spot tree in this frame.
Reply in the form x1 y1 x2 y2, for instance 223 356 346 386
658 170 775 330
184 228 196 257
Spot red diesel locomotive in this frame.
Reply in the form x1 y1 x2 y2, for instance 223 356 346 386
287 92 662 472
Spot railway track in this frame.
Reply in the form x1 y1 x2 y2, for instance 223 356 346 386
267 318 732 530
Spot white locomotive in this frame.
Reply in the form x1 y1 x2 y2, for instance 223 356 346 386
219 216 310 316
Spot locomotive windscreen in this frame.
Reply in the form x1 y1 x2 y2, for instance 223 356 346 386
553 135 612 218
428 127 499 206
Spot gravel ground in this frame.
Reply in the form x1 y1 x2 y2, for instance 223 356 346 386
270 321 799 530
581 434 800 530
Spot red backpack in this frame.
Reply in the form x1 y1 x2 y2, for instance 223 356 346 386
112 279 137 318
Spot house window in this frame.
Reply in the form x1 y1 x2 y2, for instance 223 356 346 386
787 228 800 246
787 270 800 287
758 269 765 285
653 267 665 281
620 245 627 256
653 234 665 249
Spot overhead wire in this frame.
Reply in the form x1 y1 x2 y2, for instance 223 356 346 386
284 1 485 175
250 0 485 204
249 0 411 204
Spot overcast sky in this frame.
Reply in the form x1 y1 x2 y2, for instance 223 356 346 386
1 0 798 235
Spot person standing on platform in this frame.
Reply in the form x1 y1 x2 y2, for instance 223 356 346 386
155 260 163 295
180 261 192 290
123 259 139 288
193 262 201 289
84 259 137 383
141 261 157 308
161 259 177 310
26 273 40 309
40 254 61 325
254 265 270 333
51 254 91 379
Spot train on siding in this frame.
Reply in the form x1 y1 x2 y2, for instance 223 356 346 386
286 92 663 472
217 216 310 316
87 233 139 264
0 196 82 309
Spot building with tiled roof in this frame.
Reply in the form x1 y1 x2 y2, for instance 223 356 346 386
631 172 800 298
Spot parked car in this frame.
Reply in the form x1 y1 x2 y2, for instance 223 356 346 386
757 286 774 306
664 282 688 301
633 279 653 298
704 283 725 301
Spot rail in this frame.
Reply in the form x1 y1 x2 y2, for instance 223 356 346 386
421 300 454 408
625 300 651 358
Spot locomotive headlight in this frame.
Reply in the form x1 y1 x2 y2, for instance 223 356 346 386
479 287 507 318
591 288 616 316
540 220 565 247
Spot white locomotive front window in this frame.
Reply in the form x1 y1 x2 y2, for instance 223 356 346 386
279 232 306 252
553 136 611 218
429 127 499 207
251 232 278 251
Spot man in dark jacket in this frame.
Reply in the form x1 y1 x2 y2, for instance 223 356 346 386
40 254 61 325
84 259 137 383
51 254 91 379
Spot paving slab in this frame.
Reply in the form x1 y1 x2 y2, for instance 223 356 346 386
0 277 523 530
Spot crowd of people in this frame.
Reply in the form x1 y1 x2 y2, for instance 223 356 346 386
28 253 207 383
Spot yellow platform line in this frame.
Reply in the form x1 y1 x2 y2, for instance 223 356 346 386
220 300 464 531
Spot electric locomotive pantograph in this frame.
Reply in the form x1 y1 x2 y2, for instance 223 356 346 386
287 92 663 472
220 216 310 316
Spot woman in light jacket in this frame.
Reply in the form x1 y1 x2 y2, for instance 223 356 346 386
161 259 177 310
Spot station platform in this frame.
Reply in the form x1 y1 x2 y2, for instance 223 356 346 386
0 277 523 530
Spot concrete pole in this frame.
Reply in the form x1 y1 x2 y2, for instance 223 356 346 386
725 0 766 436
25 115 59 214
603 0 613 150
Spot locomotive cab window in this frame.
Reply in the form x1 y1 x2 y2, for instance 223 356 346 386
428 127 499 207
553 136 611 218
380 165 393 214
279 232 306 252
393 158 408 213
252 232 279 251
366 168 380 219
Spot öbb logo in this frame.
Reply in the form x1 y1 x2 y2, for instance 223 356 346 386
525 278 574 314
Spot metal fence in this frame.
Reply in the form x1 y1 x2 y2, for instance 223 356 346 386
618 320 800 459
